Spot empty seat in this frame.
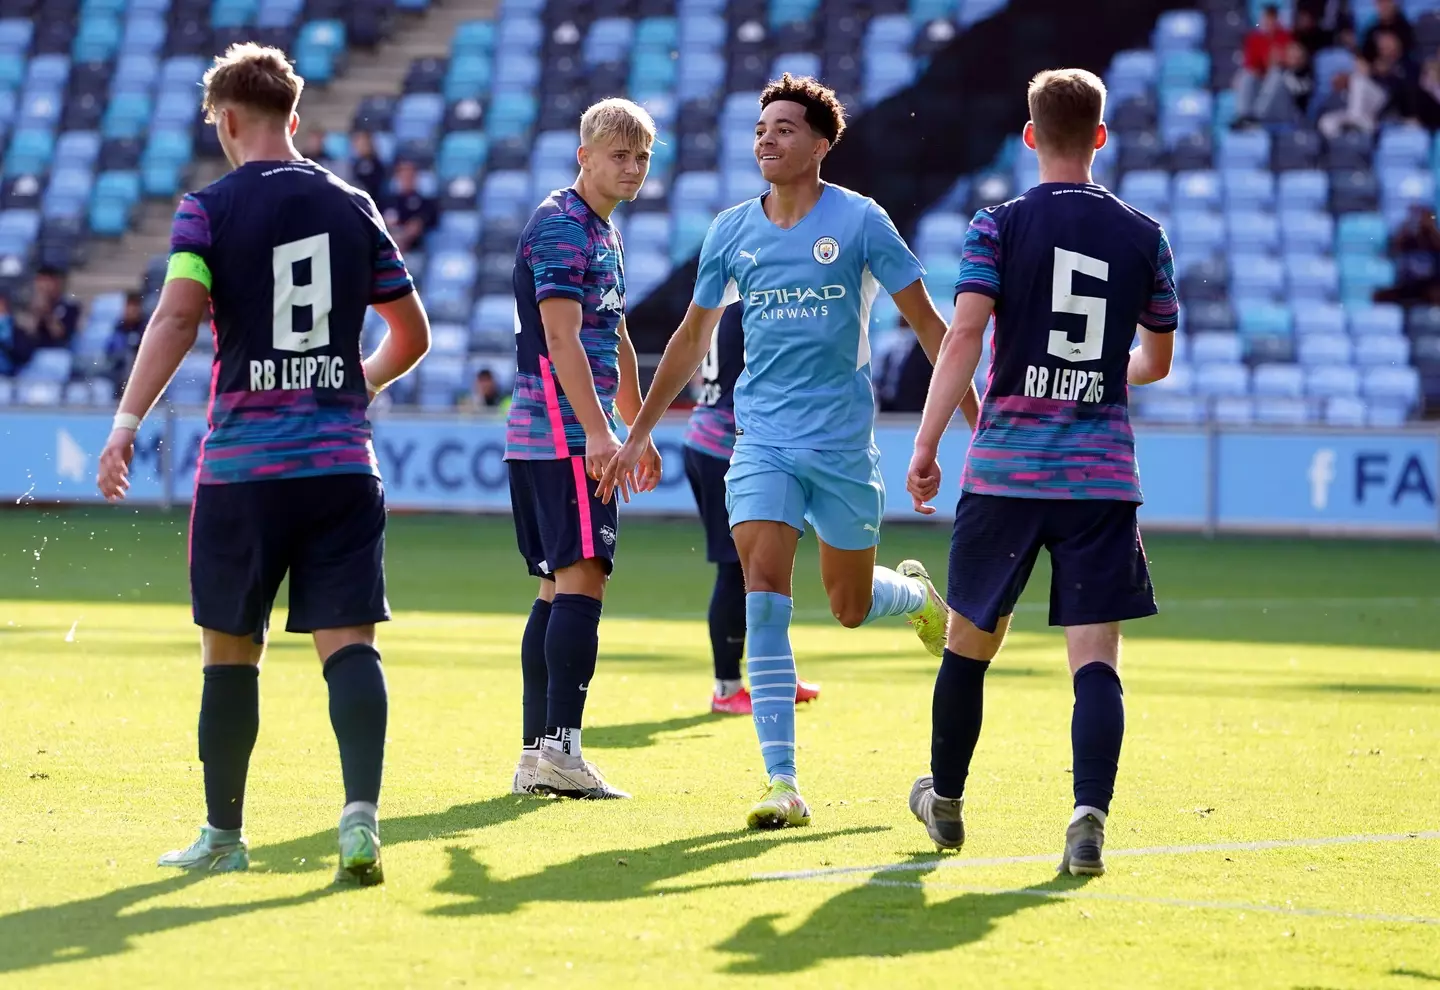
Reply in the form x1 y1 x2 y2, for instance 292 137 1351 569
1361 365 1421 407
1324 395 1368 426
1252 363 1305 398
1279 209 1334 255
1292 299 1346 336
1353 334 1411 367
1212 396 1255 425
1253 396 1311 425
1285 255 1338 300
1348 303 1403 337
1298 333 1353 366
1171 169 1219 210
1237 302 1292 338
1190 331 1242 364
1306 365 1361 398
1194 362 1249 397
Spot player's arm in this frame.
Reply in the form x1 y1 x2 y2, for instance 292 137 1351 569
907 209 1000 515
541 297 611 439
613 316 663 493
597 301 726 503
889 279 980 429
98 194 213 501
363 196 430 396
1128 229 1179 387
96 274 207 501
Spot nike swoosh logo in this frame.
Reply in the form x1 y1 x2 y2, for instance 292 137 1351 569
579 682 589 692
596 251 609 261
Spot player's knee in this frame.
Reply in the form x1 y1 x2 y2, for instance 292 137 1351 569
946 611 1007 661
831 597 870 629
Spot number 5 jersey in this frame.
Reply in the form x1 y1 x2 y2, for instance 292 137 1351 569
954 183 1178 503
167 159 415 485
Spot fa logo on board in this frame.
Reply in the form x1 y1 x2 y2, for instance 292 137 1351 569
812 236 839 264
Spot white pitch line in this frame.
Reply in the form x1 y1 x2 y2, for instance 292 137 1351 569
754 830 1440 882
799 877 1440 926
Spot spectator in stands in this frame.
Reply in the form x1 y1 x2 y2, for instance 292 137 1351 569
1362 0 1416 61
1319 29 1420 137
460 368 508 414
1252 40 1317 123
349 130 386 204
1376 204 1440 305
1417 45 1440 125
301 129 338 172
10 267 78 371
1234 5 1295 127
104 291 146 390
1291 6 1333 55
382 160 437 254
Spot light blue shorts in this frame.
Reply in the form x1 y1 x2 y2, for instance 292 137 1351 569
724 443 885 551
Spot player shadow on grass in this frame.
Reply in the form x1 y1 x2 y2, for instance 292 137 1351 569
0 795 555 975
0 871 337 975
582 712 723 749
426 826 888 918
715 855 1091 974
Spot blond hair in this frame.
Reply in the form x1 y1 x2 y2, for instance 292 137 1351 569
579 98 657 151
202 42 304 123
1027 68 1106 158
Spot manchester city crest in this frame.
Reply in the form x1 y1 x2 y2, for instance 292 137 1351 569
812 236 840 264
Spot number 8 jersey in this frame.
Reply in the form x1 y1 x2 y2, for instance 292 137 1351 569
955 182 1178 502
168 160 414 485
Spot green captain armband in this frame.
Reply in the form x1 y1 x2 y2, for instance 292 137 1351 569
166 251 212 290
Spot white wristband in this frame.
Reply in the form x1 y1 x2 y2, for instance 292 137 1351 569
112 412 142 432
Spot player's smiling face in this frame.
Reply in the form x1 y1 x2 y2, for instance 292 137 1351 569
754 101 827 183
579 137 653 204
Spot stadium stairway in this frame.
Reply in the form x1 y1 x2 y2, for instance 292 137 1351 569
66 0 488 302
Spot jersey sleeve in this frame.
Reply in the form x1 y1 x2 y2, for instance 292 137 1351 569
954 210 1001 299
365 195 415 304
1138 228 1179 333
526 212 591 303
863 201 926 294
693 216 740 309
166 193 213 290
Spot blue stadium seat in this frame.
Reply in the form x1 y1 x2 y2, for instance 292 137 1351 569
1190 332 1242 364
1152 9 1205 51
54 131 101 168
671 209 710 263
1277 170 1328 211
1361 365 1421 407
480 169 528 219
1223 169 1275 211
915 211 968 255
452 20 497 55
1237 301 1293 338
0 18 33 54
1347 302 1402 337
444 53 492 102
1252 363 1306 399
1306 365 1361 398
27 55 70 89
1324 395 1367 426
437 132 486 181
18 348 73 383
1298 333 1353 366
1107 50 1157 101
1336 212 1389 255
496 16 543 53
161 56 207 89
625 212 671 256
394 94 444 143
1366 401 1410 427
528 167 572 203
1119 169 1170 213
1172 209 1224 260
1338 255 1396 303
1253 397 1311 425
1194 362 1249 398
1292 299 1346 336
1278 209 1334 256
102 92 152 139
1354 334 1411 367
429 210 480 252
1159 49 1209 91
18 90 64 129
492 51 541 95
152 91 197 129
584 17 635 65
635 16 677 49
1138 394 1205 424
114 54 160 90
1375 124 1429 170
1230 253 1285 301
1159 89 1210 144
1172 169 1219 211
429 323 469 358
772 52 822 80
122 14 166 54
1211 396 1255 425
486 93 537 140
1285 255 1339 301
678 14 725 51
677 52 725 101
673 170 721 212
73 17 121 62
4 129 56 175
1227 211 1279 253
1149 361 1194 395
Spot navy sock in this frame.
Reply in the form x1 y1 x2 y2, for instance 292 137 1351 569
1071 661 1125 814
709 562 746 682
521 596 553 744
324 645 388 807
198 665 260 832
930 649 989 799
545 593 603 730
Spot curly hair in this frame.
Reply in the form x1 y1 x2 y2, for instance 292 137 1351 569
759 73 846 146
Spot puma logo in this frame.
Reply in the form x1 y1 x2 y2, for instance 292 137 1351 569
739 249 760 266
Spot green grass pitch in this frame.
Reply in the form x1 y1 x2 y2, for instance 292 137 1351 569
0 508 1437 987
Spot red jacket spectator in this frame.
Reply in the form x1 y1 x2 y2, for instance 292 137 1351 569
1244 6 1293 73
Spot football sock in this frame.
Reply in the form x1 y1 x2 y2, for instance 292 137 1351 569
545 593 603 731
716 678 745 699
861 566 927 625
521 596 553 746
931 649 989 799
1071 661 1125 815
198 665 260 832
746 591 797 781
542 726 581 762
709 562 746 682
324 644 388 807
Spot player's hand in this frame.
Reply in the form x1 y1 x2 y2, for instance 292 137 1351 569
96 428 136 502
588 429 631 501
906 445 942 516
635 437 663 492
597 433 647 505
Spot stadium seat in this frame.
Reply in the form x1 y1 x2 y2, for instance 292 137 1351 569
1190 332 1242 365
1348 303 1403 337
1194 362 1249 398
1297 333 1353 366
1279 209 1334 255
1253 396 1311 425
1361 365 1421 407
1324 395 1368 426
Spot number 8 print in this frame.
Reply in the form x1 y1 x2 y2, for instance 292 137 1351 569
272 233 334 353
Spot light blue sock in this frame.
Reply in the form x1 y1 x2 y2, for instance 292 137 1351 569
745 591 797 781
861 566 927 625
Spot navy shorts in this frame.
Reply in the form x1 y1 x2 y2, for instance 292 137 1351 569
684 445 739 565
508 456 618 579
190 473 389 642
947 492 1156 633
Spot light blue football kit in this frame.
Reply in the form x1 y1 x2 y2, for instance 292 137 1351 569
693 182 926 551
692 183 932 799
